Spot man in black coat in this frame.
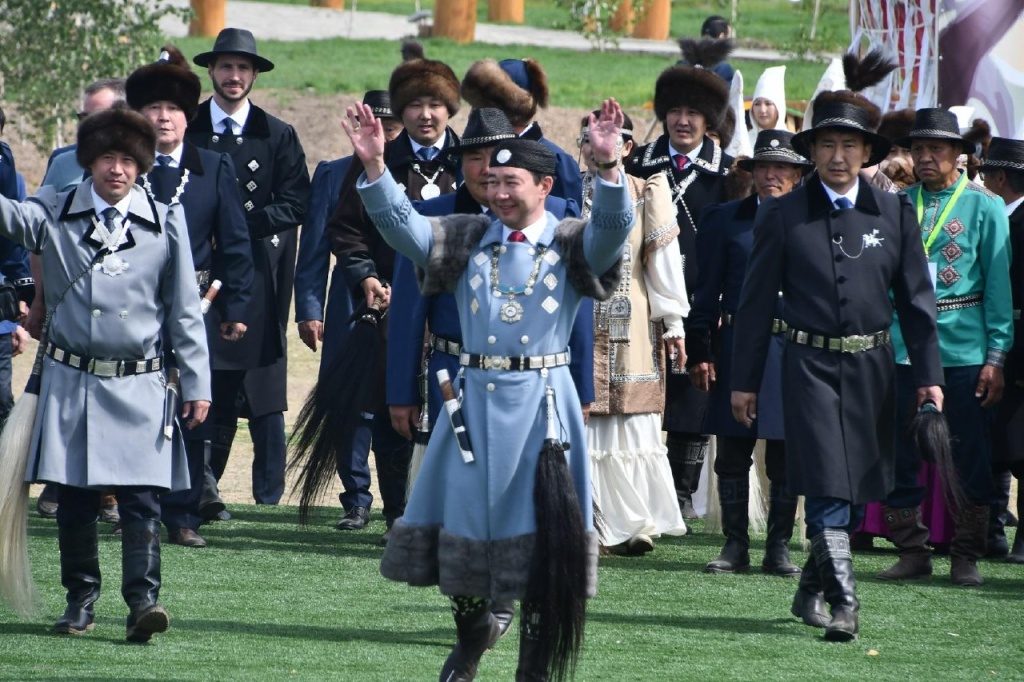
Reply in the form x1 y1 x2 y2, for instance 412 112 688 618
186 29 311 514
626 37 735 519
731 98 943 642
982 137 1024 563
127 47 255 546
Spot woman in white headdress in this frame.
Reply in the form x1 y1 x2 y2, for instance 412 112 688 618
748 65 790 146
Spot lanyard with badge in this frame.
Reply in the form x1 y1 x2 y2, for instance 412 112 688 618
917 171 968 288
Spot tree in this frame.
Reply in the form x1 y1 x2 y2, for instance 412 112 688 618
0 0 190 152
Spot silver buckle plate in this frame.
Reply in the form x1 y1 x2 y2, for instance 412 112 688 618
89 359 119 377
841 336 867 353
486 355 511 371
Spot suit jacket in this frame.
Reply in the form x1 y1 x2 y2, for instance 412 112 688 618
994 200 1024 464
731 177 943 503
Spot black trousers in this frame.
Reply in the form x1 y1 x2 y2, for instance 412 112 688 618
57 485 160 528
160 439 206 533
714 437 786 483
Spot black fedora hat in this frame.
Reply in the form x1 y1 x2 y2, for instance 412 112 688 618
736 130 813 172
361 90 395 120
193 28 274 72
455 108 516 152
893 108 978 155
791 101 892 167
980 137 1024 173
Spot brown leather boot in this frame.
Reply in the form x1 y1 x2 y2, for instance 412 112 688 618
951 505 989 587
876 506 932 580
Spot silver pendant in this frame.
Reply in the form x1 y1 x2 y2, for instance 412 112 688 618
499 298 524 324
420 182 441 200
101 253 129 277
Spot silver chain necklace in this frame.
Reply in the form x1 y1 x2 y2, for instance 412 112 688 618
141 168 191 206
490 243 547 324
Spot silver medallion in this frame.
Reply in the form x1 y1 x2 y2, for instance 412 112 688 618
420 182 441 200
101 253 129 277
500 298 524 324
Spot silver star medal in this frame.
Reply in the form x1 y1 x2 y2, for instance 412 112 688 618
420 182 440 200
101 252 130 277
862 229 884 248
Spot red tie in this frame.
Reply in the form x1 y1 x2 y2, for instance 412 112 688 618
508 231 526 243
674 155 689 172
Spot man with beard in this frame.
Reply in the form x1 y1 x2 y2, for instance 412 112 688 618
127 46 254 547
186 28 310 517
626 37 735 521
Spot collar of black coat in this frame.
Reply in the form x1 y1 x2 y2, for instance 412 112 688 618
188 98 271 138
736 193 759 220
386 128 462 169
805 173 880 218
178 140 207 176
519 122 544 141
633 135 728 175
60 179 163 231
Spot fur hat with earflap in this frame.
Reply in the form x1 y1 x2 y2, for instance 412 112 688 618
389 40 461 116
461 58 549 129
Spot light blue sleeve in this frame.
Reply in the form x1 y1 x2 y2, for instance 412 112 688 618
356 169 435 267
583 169 634 277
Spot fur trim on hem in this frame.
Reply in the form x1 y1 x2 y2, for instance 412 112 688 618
554 218 625 301
416 214 492 295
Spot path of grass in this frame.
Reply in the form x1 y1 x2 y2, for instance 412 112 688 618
3 505 1023 680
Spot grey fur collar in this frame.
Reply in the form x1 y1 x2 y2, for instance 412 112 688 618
417 214 492 295
554 217 623 301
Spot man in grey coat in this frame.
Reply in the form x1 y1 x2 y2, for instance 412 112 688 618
0 105 211 643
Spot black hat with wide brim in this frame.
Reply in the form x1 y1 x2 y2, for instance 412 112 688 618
893 108 979 156
791 102 892 167
193 28 275 72
453 108 516 152
980 137 1024 173
736 130 814 172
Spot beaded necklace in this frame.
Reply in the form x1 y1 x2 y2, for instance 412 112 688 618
490 243 547 324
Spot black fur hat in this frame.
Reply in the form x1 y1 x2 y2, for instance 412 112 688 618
810 48 897 131
461 58 549 128
389 45 461 117
126 46 202 121
76 103 157 172
654 37 733 126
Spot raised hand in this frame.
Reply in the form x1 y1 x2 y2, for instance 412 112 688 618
587 99 625 162
341 101 387 181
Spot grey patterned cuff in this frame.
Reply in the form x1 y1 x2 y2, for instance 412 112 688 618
987 347 1007 369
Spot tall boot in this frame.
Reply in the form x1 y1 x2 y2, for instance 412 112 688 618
54 522 101 635
762 483 800 577
1008 496 1024 564
704 476 750 573
951 505 989 586
811 530 859 642
198 440 227 521
515 608 548 682
876 506 933 580
790 556 829 628
490 599 515 639
987 469 1012 557
439 596 500 682
666 433 706 520
121 519 169 643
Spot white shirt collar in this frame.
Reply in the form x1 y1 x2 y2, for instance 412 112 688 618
668 142 702 164
210 98 250 135
1005 195 1024 217
156 143 184 168
409 131 447 157
820 180 859 209
91 186 132 221
502 212 548 245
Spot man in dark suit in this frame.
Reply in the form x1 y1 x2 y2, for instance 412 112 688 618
982 137 1024 564
127 46 255 546
186 28 311 515
626 39 735 520
730 98 943 642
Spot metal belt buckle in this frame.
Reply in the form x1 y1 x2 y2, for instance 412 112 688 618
89 359 119 377
841 335 867 353
486 355 511 371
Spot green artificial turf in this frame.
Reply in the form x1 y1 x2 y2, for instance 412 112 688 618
3 503 1024 680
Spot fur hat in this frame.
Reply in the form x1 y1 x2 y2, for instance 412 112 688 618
963 117 993 158
77 103 157 173
654 37 733 125
389 46 461 117
876 108 915 142
809 49 897 131
724 159 754 200
461 58 549 129
126 46 202 121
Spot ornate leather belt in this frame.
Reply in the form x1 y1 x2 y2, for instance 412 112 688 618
45 342 164 378
429 333 462 357
721 312 787 334
936 292 983 313
785 328 890 353
459 351 570 371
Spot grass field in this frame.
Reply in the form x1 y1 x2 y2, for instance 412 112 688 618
3 507 1024 680
249 0 852 52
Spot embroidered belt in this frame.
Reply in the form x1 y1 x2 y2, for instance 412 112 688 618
459 350 570 371
721 312 787 334
195 270 211 291
46 342 164 378
429 333 462 357
936 292 983 313
785 328 890 353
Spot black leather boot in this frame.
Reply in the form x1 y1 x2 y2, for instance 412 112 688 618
439 597 500 682
987 470 1012 557
666 433 706 520
951 505 989 587
121 519 169 643
762 483 800 577
1009 496 1024 564
54 522 101 635
705 476 750 573
876 506 933 580
790 556 828 628
199 439 228 521
515 609 548 682
811 530 859 642
490 599 515 639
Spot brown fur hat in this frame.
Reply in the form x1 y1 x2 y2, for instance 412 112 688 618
963 118 993 157
126 45 202 121
77 103 157 172
654 37 733 125
461 58 549 129
389 55 461 117
724 158 754 200
876 108 916 142
811 49 897 131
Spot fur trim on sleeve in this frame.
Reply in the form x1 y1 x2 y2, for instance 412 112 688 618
554 217 624 301
416 214 492 295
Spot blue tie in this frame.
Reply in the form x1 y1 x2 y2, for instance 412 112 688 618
101 207 120 231
418 147 437 162
834 197 854 211
156 155 172 167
